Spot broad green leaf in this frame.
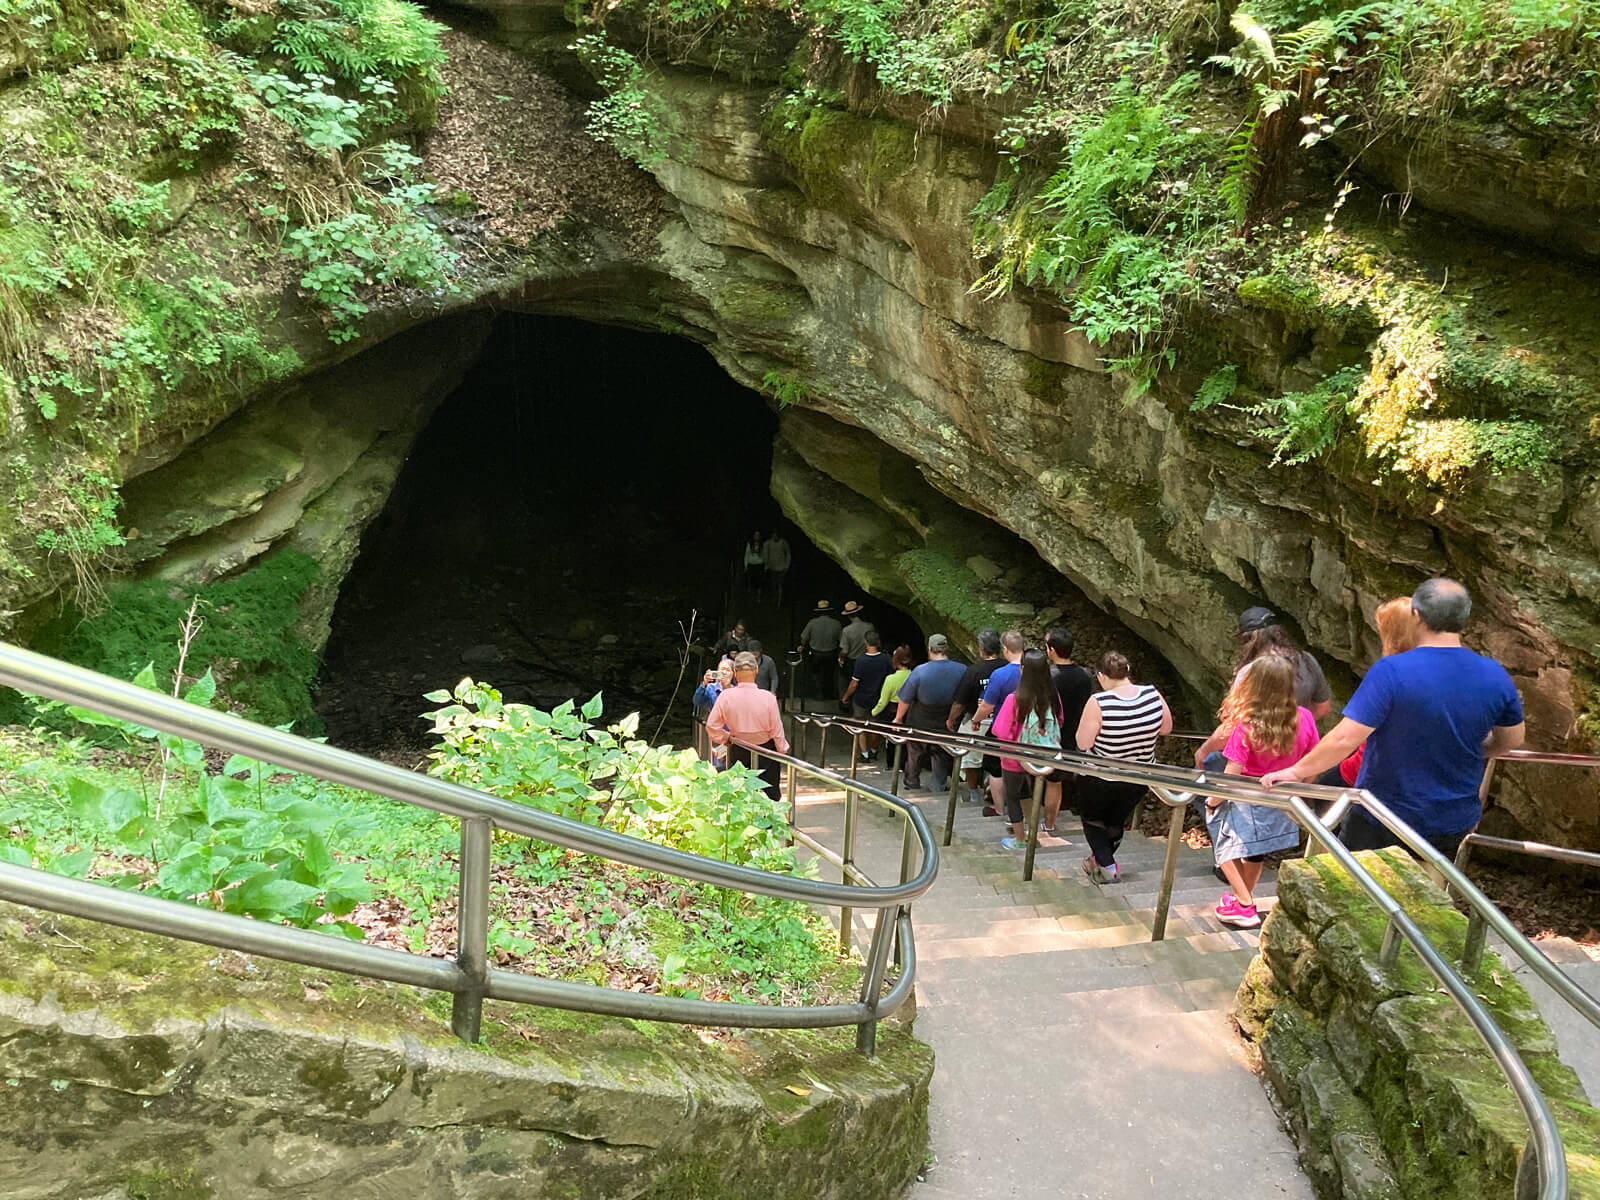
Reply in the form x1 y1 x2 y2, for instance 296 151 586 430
422 689 451 702
321 921 367 941
157 845 213 900
131 663 160 691
182 668 217 709
232 871 320 917
0 843 32 867
49 848 94 878
98 787 144 833
302 831 333 882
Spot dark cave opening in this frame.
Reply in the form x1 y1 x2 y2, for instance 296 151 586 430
315 313 922 754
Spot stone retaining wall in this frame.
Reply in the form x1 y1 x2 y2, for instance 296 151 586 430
1235 850 1600 1199
0 903 932 1199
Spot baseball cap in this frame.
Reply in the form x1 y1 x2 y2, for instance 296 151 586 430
927 634 950 652
1237 606 1277 634
732 651 759 671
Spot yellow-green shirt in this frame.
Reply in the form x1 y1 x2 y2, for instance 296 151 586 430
873 668 911 717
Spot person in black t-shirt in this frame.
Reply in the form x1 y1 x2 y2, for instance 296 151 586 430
842 632 894 761
1045 626 1095 831
946 627 1004 808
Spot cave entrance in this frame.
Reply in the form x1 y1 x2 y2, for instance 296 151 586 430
315 313 921 755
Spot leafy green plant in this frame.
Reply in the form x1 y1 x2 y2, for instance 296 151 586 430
1253 364 1365 463
761 369 812 408
572 33 671 168
971 74 1232 384
24 549 323 730
1208 6 1376 231
425 678 800 872
8 666 373 933
1192 363 1240 411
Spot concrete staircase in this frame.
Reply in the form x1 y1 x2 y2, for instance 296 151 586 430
793 764 1315 1200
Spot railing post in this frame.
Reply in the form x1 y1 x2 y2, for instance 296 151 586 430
452 817 492 1043
942 770 961 847
849 732 861 781
894 819 914 970
1379 914 1403 969
795 719 807 763
889 740 904 796
855 904 898 1057
785 758 798 834
1462 908 1488 976
817 725 828 770
1151 800 1186 942
1022 773 1046 882
839 787 859 954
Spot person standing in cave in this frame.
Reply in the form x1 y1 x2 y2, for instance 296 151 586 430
798 600 843 702
837 601 875 701
705 652 790 803
714 619 750 661
1192 607 1333 772
763 531 791 604
746 638 781 695
896 634 967 791
741 532 766 596
1262 578 1525 858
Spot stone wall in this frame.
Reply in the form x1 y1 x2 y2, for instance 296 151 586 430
0 903 932 1200
1234 851 1600 1199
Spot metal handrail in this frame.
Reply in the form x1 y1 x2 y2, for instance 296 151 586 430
787 709 1596 1197
0 642 936 1056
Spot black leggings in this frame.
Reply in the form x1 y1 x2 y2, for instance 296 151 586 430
1078 777 1147 867
1002 770 1033 825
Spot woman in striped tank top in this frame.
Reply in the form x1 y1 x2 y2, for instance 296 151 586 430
1073 651 1173 883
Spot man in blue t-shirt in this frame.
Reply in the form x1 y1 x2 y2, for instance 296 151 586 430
1263 579 1524 856
895 634 968 791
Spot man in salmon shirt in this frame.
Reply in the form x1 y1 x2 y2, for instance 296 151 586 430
705 652 790 802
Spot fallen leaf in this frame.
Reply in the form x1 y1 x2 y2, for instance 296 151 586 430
784 1085 811 1097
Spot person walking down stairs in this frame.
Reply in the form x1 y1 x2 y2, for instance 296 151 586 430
762 531 790 604
1073 651 1172 883
797 600 843 702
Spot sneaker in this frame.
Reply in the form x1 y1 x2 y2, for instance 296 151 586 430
1000 836 1024 850
1082 856 1119 884
1216 894 1261 929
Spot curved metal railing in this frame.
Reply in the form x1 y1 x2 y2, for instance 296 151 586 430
784 707 1599 1198
0 643 936 1056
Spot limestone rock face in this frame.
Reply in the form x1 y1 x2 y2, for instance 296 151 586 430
6 13 1597 846
0 903 933 1200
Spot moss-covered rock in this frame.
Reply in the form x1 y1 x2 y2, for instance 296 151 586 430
0 902 932 1199
1241 850 1600 1200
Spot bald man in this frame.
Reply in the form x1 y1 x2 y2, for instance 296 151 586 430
1263 578 1524 857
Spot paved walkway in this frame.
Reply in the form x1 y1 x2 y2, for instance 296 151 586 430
792 760 1315 1200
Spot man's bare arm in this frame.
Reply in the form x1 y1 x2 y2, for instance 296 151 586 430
1260 718 1373 788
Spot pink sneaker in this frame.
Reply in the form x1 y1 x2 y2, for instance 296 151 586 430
1216 894 1261 929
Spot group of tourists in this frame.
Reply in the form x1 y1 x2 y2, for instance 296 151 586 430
882 624 1174 887
857 576 1523 933
739 531 792 603
1193 578 1521 929
695 574 1525 938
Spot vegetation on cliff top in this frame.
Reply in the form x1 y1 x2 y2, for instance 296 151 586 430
0 0 460 612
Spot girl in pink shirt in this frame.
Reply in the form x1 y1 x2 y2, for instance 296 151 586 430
1206 655 1319 928
991 650 1063 850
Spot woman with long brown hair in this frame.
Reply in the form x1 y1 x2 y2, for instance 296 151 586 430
1205 655 1320 928
990 649 1063 850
